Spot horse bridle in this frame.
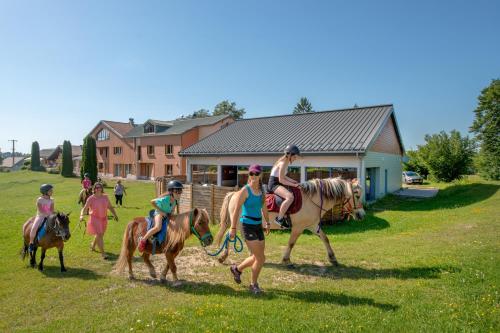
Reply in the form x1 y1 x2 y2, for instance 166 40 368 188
305 180 363 223
48 215 67 238
189 210 212 246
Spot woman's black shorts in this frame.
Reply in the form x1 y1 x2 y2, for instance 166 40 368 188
268 176 282 193
242 223 265 241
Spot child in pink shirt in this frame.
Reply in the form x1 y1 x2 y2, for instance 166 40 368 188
29 184 55 253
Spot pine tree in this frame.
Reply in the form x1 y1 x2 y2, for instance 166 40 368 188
293 97 314 114
61 140 74 177
80 136 98 183
30 141 42 171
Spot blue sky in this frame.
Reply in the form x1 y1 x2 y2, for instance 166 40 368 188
0 0 499 154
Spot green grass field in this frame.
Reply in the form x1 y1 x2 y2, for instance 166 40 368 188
0 171 498 332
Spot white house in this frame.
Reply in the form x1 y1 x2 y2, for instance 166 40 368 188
179 104 405 201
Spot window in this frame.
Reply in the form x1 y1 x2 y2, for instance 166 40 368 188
147 145 155 155
96 129 110 141
99 147 108 157
165 164 173 176
305 167 357 181
144 123 155 134
165 144 174 155
113 147 122 155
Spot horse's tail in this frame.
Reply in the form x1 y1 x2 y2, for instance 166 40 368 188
115 220 137 273
215 191 235 246
20 242 28 260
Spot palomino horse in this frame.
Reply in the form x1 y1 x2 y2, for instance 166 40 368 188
215 177 365 266
115 208 213 283
21 212 71 271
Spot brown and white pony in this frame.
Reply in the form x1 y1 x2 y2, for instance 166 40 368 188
21 213 72 271
115 208 213 283
216 177 365 266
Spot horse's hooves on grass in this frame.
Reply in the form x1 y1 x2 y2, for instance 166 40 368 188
331 261 339 267
128 275 135 281
38 266 43 271
61 268 67 272
160 277 167 284
217 257 226 264
172 280 182 287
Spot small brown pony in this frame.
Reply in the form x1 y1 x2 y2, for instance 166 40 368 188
21 212 71 271
115 208 213 283
78 188 93 206
216 177 365 266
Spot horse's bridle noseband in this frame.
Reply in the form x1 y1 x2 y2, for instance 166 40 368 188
189 210 212 246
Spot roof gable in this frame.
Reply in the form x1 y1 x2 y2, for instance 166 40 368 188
180 105 403 156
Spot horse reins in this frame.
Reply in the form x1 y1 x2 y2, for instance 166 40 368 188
188 210 213 246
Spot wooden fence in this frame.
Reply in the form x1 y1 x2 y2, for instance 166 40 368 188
155 176 345 224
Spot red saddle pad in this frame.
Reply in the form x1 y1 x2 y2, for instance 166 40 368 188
265 186 302 214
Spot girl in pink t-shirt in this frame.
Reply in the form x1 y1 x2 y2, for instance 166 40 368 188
29 184 55 253
80 183 118 259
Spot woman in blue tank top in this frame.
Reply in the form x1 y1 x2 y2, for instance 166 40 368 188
229 164 270 294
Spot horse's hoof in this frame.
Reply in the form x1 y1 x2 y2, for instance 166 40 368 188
38 266 43 271
172 280 182 287
149 271 157 279
217 257 226 264
160 277 167 284
61 267 67 272
128 275 135 281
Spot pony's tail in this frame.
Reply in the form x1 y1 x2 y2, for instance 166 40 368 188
215 191 235 246
20 241 28 260
114 221 136 273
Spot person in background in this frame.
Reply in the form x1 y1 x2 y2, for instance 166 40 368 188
113 180 127 207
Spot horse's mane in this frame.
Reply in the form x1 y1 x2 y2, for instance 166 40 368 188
164 208 209 251
301 177 352 201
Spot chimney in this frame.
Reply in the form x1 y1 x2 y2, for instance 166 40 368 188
129 118 135 126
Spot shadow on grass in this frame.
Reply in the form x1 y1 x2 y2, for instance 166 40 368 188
373 183 499 212
40 266 104 280
155 281 398 311
265 262 460 280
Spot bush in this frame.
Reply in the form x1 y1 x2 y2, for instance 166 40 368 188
46 167 59 174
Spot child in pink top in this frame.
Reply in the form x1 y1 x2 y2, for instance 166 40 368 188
80 183 118 259
29 184 55 253
82 173 92 190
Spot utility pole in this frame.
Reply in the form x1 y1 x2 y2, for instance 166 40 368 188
8 139 17 168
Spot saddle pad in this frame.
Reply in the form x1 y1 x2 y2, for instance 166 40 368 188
146 215 169 245
265 186 302 214
37 218 47 242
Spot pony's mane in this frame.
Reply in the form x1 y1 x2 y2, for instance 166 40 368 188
301 177 352 201
164 208 209 251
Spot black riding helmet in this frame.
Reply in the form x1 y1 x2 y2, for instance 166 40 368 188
167 180 184 191
40 184 53 195
285 144 300 156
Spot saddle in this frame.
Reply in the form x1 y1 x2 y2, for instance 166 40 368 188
265 186 303 215
145 209 169 254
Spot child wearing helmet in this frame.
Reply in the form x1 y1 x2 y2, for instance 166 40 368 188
138 180 184 252
82 173 92 190
268 144 301 228
29 184 55 253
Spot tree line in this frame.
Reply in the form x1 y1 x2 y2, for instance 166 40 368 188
404 79 499 181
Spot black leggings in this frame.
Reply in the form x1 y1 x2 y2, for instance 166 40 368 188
115 195 123 206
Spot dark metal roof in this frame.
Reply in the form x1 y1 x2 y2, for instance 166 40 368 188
124 114 231 138
180 104 402 156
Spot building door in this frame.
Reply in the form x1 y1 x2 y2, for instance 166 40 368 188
384 169 388 194
365 167 378 201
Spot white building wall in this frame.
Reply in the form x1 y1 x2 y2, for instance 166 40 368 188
363 151 402 198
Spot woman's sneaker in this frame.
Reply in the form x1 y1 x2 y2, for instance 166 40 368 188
249 283 263 294
230 264 242 284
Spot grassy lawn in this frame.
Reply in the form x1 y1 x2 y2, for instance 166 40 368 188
0 171 498 332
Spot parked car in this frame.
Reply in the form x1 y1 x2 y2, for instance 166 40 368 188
402 171 423 184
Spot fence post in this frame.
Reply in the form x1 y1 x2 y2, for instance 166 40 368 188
189 184 193 209
210 184 215 223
